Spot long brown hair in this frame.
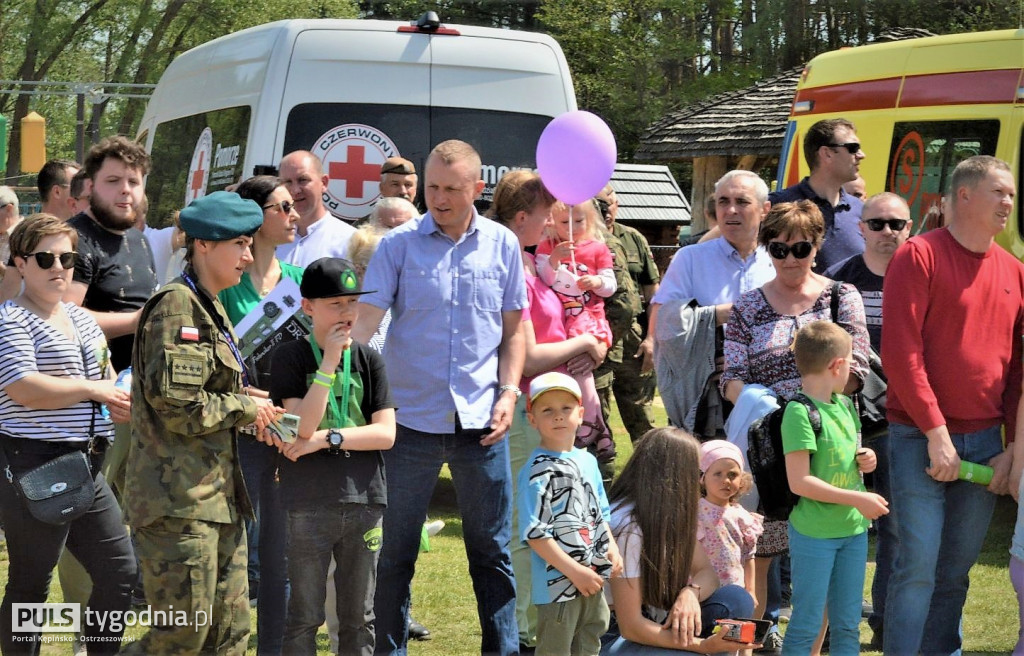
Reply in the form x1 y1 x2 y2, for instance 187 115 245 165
608 427 701 611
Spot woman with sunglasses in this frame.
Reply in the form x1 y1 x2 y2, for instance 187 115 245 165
719 200 869 650
217 175 301 655
0 214 137 654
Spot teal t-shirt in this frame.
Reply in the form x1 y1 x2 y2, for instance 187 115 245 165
219 260 305 326
781 393 869 539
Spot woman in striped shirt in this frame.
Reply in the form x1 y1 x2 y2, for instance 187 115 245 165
0 214 136 655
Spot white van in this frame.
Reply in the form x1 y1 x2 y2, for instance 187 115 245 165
137 16 577 224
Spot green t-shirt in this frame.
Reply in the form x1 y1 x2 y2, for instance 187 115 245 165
781 392 869 539
218 260 305 326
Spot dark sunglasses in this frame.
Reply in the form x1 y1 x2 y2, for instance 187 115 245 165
25 251 77 269
767 241 814 260
827 142 861 155
863 218 908 232
262 200 294 214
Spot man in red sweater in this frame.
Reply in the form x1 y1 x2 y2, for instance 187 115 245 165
881 155 1022 655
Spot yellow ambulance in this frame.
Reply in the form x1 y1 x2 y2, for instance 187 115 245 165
776 29 1024 256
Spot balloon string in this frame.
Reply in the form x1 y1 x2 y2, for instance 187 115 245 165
568 204 577 272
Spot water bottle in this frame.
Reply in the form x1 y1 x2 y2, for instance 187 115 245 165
958 460 994 486
101 367 133 419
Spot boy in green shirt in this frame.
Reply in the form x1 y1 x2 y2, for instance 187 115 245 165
781 320 888 656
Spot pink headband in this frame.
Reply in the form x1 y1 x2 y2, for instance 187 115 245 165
699 440 745 473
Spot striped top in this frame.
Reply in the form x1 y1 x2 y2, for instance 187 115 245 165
0 301 114 442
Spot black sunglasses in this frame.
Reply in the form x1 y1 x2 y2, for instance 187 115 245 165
767 241 814 260
25 251 77 269
262 200 294 214
827 142 861 155
864 218 908 232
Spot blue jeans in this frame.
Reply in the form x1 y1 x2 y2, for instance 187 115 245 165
284 503 383 655
600 584 754 655
238 439 289 655
373 424 518 655
883 422 1001 656
865 430 897 633
784 525 866 656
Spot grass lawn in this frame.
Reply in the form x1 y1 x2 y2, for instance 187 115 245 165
9 397 1021 654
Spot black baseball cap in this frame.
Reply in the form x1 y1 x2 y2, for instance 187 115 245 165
300 257 376 299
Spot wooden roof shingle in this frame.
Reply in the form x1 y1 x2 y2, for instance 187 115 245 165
610 163 691 226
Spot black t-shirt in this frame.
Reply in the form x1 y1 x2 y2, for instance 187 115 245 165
269 339 393 509
826 254 883 353
68 213 158 370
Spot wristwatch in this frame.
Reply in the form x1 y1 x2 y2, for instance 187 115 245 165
499 384 522 399
327 429 344 456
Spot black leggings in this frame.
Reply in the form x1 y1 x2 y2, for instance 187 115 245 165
0 438 136 655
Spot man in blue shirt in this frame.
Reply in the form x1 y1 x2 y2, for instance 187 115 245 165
769 118 866 273
354 139 526 655
648 170 775 432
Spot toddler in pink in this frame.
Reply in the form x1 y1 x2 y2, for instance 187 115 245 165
697 440 763 600
536 200 616 461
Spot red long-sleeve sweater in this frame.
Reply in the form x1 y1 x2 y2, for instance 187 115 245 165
881 228 1024 438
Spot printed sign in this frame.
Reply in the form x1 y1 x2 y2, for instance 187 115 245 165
184 127 213 206
234 278 312 384
312 123 400 221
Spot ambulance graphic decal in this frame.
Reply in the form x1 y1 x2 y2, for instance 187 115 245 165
185 127 213 206
312 123 400 221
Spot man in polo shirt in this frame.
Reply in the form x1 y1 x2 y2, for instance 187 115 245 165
648 169 775 433
275 150 356 266
770 118 866 273
353 139 526 656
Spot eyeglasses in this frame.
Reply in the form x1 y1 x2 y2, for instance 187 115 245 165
262 200 294 214
767 241 814 260
827 142 861 155
24 251 77 269
863 218 908 232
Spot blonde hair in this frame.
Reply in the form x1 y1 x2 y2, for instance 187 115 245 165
546 199 608 244
10 213 77 258
793 320 852 376
485 170 555 228
348 225 387 273
428 140 481 177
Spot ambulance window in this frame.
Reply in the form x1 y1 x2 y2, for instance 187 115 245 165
146 106 251 228
886 120 999 230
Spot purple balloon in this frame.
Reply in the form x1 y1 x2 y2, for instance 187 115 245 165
536 111 617 205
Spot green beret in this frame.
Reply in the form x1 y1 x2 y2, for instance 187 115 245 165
179 191 264 241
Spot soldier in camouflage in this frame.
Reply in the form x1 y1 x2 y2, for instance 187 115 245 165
594 185 661 443
122 192 281 655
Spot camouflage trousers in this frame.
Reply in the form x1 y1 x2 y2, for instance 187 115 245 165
122 516 249 655
594 325 657 443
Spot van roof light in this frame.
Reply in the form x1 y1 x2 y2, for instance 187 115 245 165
416 11 440 31
397 11 460 35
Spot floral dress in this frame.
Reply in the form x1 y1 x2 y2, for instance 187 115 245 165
697 497 764 588
720 280 869 555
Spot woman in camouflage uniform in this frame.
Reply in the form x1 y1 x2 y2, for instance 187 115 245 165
122 192 282 655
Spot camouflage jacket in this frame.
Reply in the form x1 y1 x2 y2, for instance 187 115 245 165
612 222 660 293
124 275 258 528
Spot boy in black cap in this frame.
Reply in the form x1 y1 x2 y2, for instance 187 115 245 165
268 257 396 655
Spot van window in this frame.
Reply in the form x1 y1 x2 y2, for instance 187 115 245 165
886 120 999 229
284 103 550 220
147 106 251 227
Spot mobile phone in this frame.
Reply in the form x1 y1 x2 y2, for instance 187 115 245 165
268 413 300 443
715 618 772 644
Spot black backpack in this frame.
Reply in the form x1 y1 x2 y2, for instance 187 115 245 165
746 393 820 521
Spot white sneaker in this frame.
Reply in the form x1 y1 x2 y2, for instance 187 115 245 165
424 519 445 537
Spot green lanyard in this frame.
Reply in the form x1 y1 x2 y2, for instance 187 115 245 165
308 334 352 429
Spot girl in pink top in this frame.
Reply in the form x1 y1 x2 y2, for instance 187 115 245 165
697 440 763 607
536 200 616 461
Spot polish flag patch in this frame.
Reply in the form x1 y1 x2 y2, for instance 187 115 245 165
180 327 200 342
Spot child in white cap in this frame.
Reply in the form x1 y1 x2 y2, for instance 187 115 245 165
697 440 763 607
517 371 622 656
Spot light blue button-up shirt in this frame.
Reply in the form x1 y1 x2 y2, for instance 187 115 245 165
651 237 776 307
361 210 528 434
